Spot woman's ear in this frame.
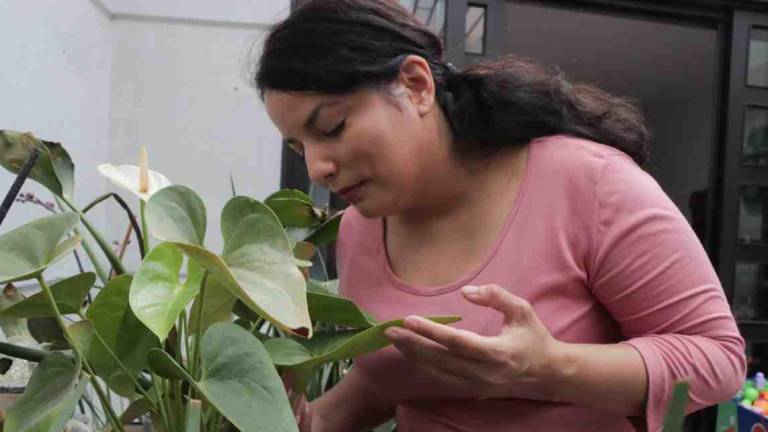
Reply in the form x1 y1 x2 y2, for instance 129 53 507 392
397 55 436 116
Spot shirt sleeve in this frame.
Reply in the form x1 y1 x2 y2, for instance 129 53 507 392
588 153 746 432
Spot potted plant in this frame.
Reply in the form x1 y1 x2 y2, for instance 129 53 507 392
0 130 459 432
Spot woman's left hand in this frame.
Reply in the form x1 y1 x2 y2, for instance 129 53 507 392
383 284 563 400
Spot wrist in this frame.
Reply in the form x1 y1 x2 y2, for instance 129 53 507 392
536 339 578 403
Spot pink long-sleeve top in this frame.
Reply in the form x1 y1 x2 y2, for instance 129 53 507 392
334 134 746 431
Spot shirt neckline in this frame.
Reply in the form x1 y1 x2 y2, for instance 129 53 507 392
375 140 537 296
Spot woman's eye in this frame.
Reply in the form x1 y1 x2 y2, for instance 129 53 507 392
322 119 346 138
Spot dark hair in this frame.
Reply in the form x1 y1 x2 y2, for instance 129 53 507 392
255 0 650 165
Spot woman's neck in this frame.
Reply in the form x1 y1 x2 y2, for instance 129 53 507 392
386 144 529 242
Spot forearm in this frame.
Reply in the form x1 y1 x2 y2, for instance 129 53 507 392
541 341 647 416
310 368 395 432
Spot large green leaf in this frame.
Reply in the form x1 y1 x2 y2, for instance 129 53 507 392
265 198 320 228
74 274 160 397
0 212 81 284
0 283 32 338
661 381 690 432
144 185 207 246
147 348 187 379
265 189 313 205
4 353 85 432
265 316 461 392
147 191 312 338
118 397 154 425
188 274 236 335
130 243 204 341
0 273 95 318
28 316 67 347
303 211 342 247
156 323 298 432
306 279 377 328
0 130 75 199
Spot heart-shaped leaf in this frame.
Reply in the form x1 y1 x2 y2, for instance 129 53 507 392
265 316 461 392
156 323 298 432
147 191 312 338
303 211 342 247
73 274 160 397
0 130 75 199
0 273 95 318
306 279 377 328
145 185 206 246
0 283 32 339
661 381 690 432
130 243 204 341
0 212 81 284
4 353 85 432
265 189 313 205
188 274 236 335
28 317 67 347
265 198 320 228
147 348 187 380
118 397 154 425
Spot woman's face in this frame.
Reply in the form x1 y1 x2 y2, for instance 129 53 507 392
264 58 458 219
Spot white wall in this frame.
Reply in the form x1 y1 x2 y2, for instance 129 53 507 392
0 0 291 279
0 0 113 281
107 8 289 269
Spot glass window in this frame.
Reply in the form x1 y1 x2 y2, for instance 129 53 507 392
398 0 446 39
742 106 768 167
748 27 768 88
734 262 768 321
747 342 768 377
465 5 486 55
738 186 768 244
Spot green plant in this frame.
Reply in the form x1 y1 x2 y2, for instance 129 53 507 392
0 130 460 432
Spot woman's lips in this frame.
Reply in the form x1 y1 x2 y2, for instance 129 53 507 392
338 181 365 203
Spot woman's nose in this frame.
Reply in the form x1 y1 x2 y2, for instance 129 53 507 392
304 145 337 184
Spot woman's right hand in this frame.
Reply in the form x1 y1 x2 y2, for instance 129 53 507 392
282 372 314 431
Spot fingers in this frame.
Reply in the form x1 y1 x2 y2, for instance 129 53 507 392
400 316 489 360
461 284 532 323
385 326 479 381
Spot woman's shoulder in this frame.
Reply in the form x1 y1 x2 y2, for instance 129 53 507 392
528 134 638 196
531 134 633 172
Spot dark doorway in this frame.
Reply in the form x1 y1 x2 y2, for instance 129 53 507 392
498 1 722 249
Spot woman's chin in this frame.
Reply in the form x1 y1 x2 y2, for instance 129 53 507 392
350 199 390 219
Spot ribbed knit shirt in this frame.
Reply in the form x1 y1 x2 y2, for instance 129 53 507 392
335 135 745 431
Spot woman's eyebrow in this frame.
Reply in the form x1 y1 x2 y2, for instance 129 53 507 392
304 101 342 128
284 101 342 144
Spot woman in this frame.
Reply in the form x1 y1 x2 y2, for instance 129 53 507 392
255 1 746 431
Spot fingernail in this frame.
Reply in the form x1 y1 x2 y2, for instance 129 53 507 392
462 285 479 295
403 316 419 328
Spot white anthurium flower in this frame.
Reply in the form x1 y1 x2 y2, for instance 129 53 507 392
98 148 172 201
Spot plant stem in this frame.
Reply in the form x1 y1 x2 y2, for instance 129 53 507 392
82 192 145 258
76 313 159 411
0 147 39 228
181 309 191 369
0 341 50 362
191 272 209 380
35 275 124 432
61 196 127 275
84 369 126 432
140 200 150 252
71 224 110 285
162 377 179 431
152 374 173 432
